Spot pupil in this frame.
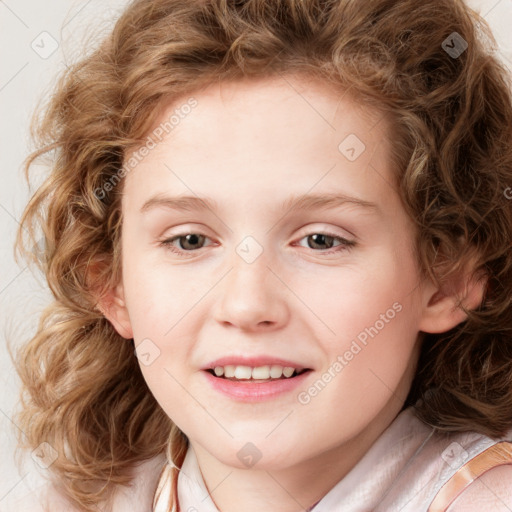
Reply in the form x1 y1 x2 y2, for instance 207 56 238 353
182 234 203 250
310 234 334 249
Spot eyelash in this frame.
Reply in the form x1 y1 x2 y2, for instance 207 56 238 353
159 231 356 257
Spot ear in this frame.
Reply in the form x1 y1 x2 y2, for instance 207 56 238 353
96 282 134 340
418 256 487 334
87 259 133 340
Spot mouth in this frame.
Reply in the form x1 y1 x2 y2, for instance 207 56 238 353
204 366 313 382
202 364 313 401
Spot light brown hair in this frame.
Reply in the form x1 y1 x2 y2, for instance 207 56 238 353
12 0 512 510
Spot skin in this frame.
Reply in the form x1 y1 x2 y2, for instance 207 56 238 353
102 74 486 512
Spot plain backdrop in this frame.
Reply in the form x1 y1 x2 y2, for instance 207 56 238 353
0 0 511 510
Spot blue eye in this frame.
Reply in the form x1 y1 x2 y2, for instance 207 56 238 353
159 231 356 257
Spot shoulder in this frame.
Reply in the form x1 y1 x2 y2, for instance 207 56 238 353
0 482 80 512
111 453 168 509
446 464 512 512
4 454 167 512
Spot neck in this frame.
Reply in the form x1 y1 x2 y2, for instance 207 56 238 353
192 390 411 512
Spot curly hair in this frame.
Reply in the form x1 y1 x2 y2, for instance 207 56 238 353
11 0 512 510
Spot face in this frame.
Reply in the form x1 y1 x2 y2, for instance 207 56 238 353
112 74 433 471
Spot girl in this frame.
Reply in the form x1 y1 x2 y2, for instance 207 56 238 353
10 0 512 511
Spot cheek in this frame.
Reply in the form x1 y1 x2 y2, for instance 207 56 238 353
302 249 418 340
305 252 421 407
306 299 420 430
137 357 199 433
121 254 190 337
121 252 199 369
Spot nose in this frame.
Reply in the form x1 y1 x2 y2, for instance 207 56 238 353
212 246 290 332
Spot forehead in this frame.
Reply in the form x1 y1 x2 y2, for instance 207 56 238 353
122 74 397 216
164 74 386 150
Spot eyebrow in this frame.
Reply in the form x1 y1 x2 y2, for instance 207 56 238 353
140 192 380 214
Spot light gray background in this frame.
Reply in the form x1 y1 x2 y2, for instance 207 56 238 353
1 0 511 510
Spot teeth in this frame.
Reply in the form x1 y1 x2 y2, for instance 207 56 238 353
224 365 236 378
252 365 271 379
270 365 283 378
234 366 252 379
212 365 301 380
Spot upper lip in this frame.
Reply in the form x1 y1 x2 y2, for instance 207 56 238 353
201 355 312 371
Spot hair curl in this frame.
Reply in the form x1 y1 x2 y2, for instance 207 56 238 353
11 0 512 510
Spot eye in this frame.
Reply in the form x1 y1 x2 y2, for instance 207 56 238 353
295 232 356 255
159 230 356 257
159 232 213 255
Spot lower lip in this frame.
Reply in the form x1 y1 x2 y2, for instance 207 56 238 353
202 370 312 402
